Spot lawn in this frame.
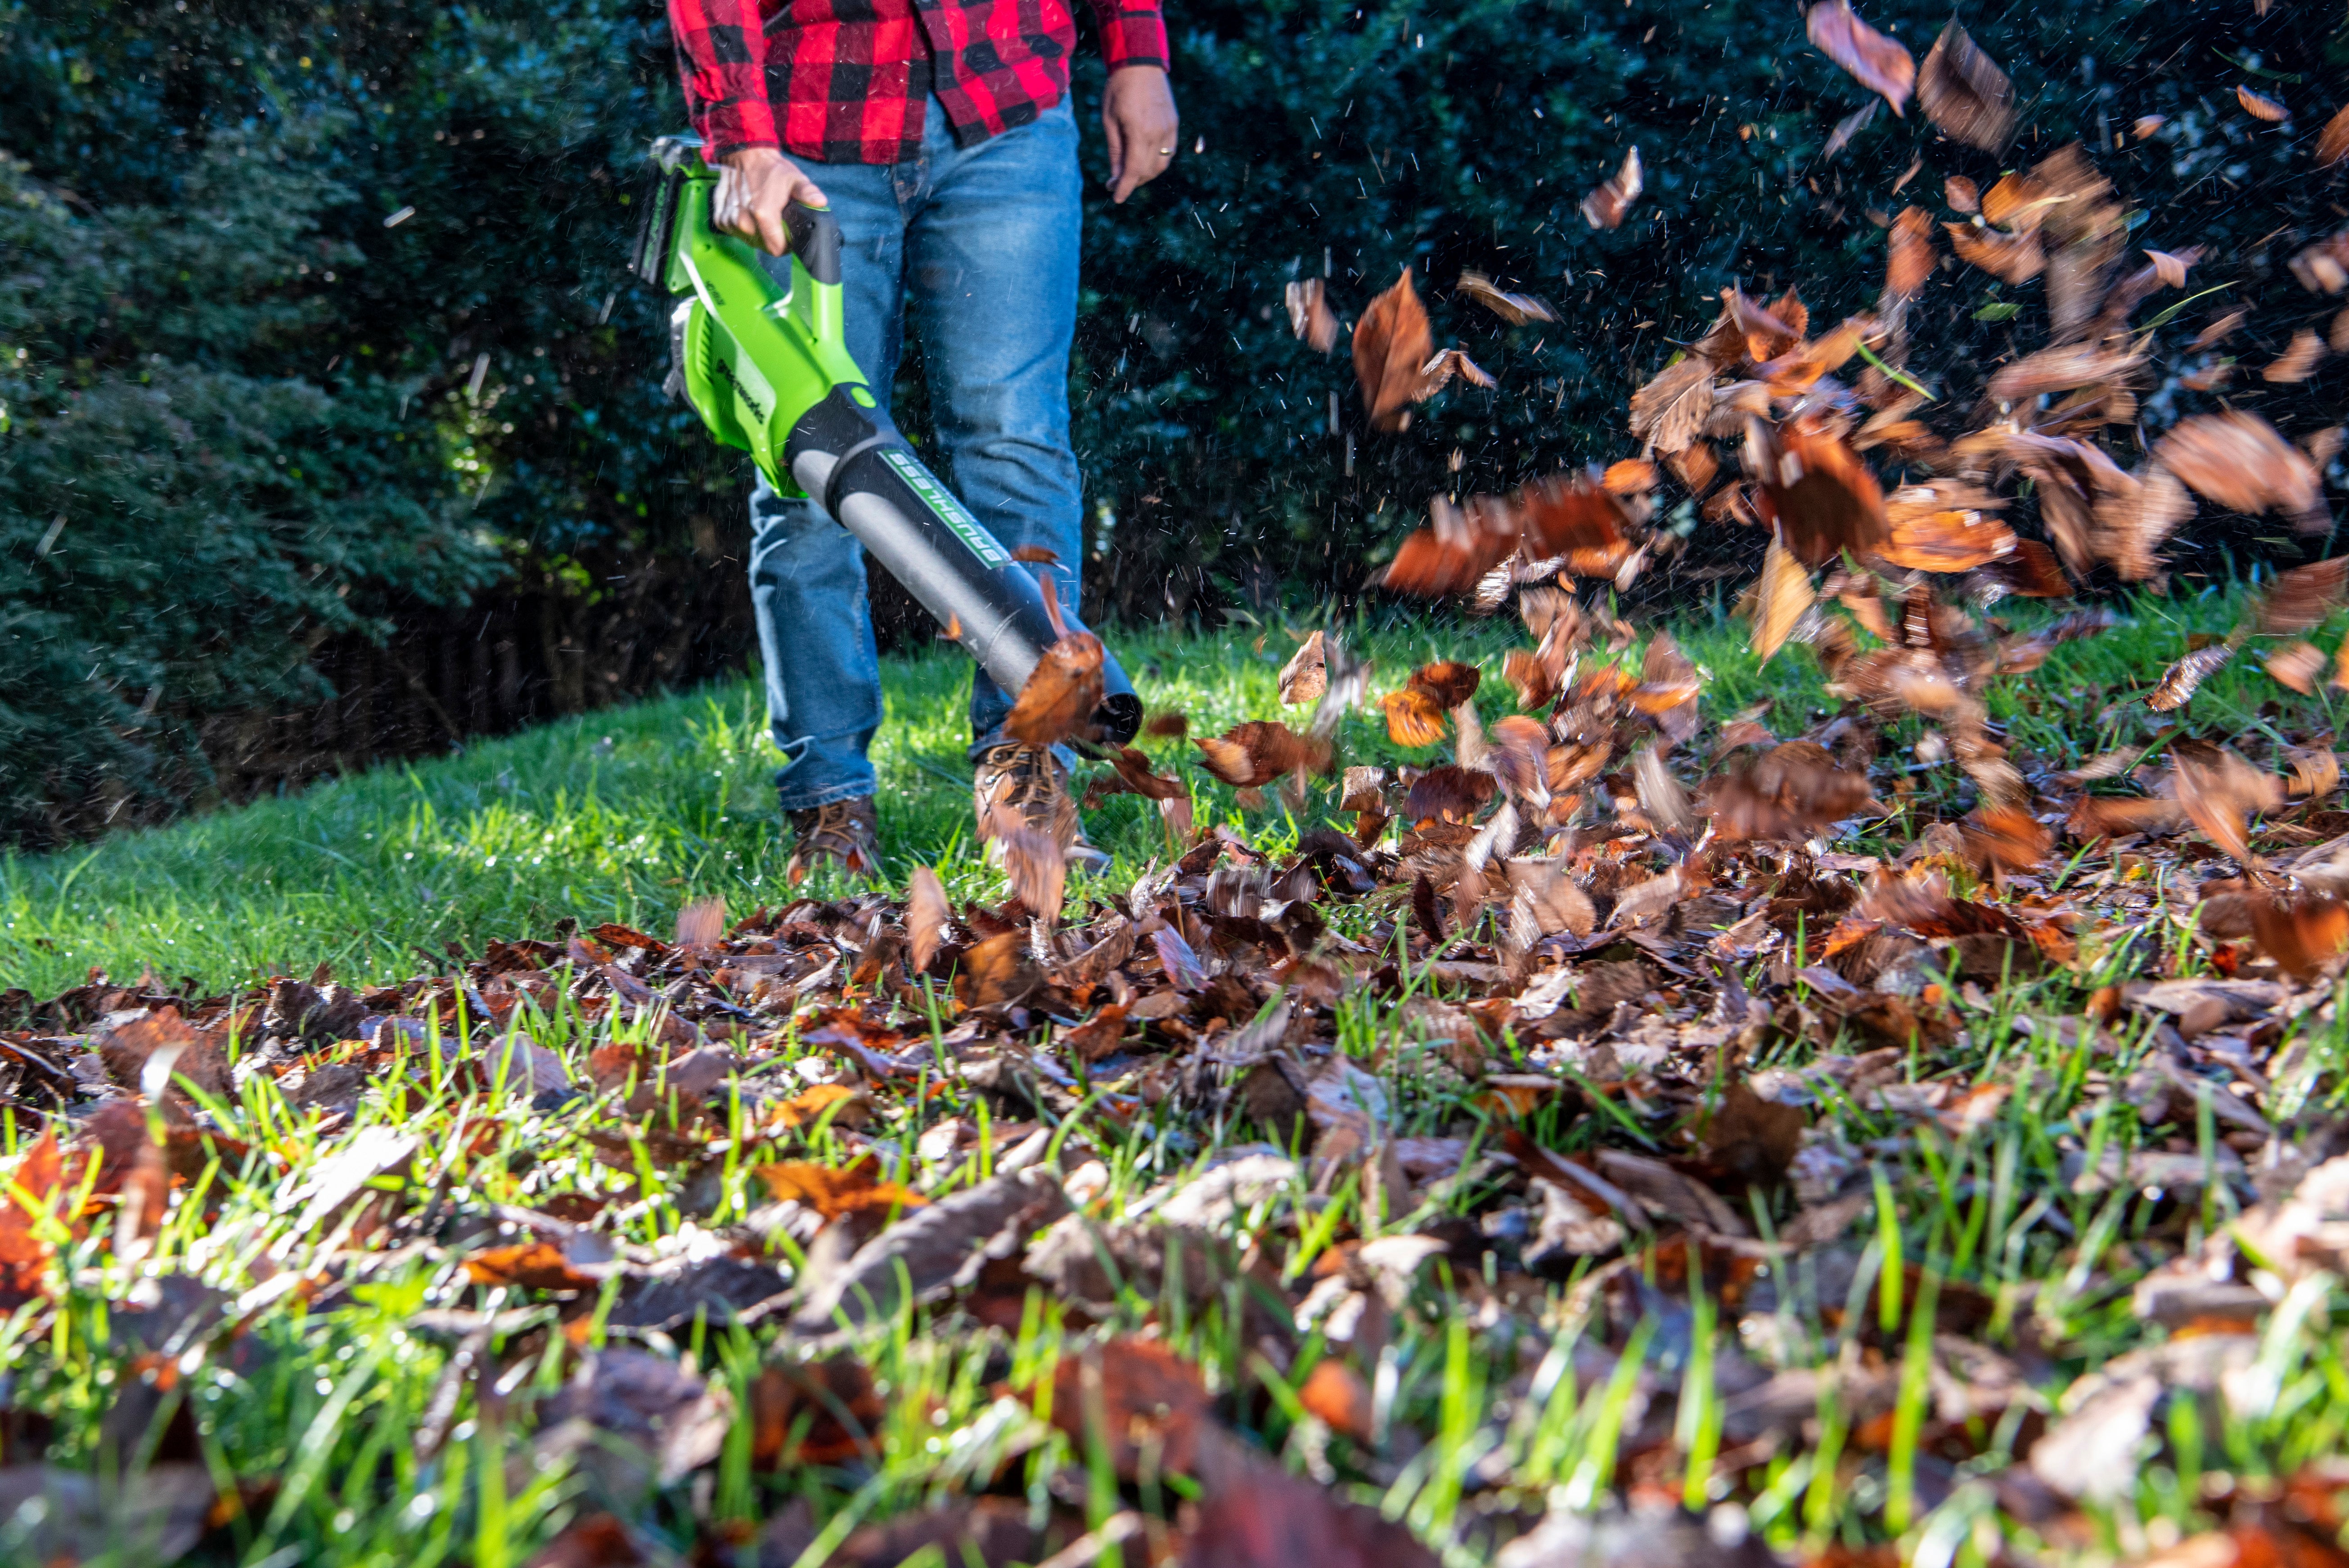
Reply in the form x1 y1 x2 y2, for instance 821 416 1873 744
0 587 2344 1568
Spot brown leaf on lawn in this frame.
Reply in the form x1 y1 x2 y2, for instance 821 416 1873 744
1455 270 1556 324
905 865 951 974
1279 630 1328 705
1299 1360 1375 1443
525 1514 650 1568
2237 85 2288 123
1945 221 2045 283
2156 411 2328 532
770 1082 872 1132
0 1133 63 1310
748 1357 883 1467
1180 1435 1444 1568
464 1241 598 1292
1580 145 1643 229
1918 19 2014 149
1807 0 1914 114
1284 278 1341 353
1886 206 1936 298
1005 632 1106 748
1353 268 1437 432
1195 720 1332 786
1050 1336 1210 1478
1700 1081 1807 1191
1752 538 1815 664
2146 643 2236 712
2246 890 2349 980
985 805 1066 921
2255 557 2349 635
1706 741 1874 841
753 1158 926 1223
2264 328 2327 384
1751 422 1890 567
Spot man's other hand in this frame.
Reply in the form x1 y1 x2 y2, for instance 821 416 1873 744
1101 67 1179 205
714 147 830 256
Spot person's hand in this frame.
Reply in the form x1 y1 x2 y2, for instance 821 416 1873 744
713 146 829 256
1101 66 1179 204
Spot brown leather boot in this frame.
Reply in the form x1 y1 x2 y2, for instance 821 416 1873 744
785 797 881 884
972 743 1111 872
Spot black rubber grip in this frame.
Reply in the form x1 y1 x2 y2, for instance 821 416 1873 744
784 201 842 285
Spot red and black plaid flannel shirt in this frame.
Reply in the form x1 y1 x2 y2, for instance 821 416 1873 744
669 0 1169 166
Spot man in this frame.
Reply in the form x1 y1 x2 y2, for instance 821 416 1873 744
667 0 1179 881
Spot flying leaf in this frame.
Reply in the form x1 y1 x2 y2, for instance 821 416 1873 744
1379 687 1448 747
2236 85 2287 123
1455 270 1556 324
2254 557 2349 635
1194 720 1332 786
2262 328 2326 385
1944 175 1980 213
1706 741 1873 841
986 806 1066 920
1352 268 1436 432
1279 630 1328 705
2146 643 2236 712
674 894 726 949
1750 422 1890 567
2144 248 2195 288
1408 660 1481 709
2267 641 2327 694
1752 538 1815 664
1821 99 1878 161
1284 278 1341 353
2321 103 2349 168
1945 221 2045 283
1917 20 2014 150
2155 411 2327 533
1627 355 1715 454
1419 347 1496 392
1580 146 1643 229
1806 0 1915 115
1005 632 1106 747
1886 206 1936 298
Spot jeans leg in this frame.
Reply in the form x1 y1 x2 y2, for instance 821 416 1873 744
898 99 1088 756
744 163 911 810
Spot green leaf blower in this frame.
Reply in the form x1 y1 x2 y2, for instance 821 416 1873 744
634 135 1141 746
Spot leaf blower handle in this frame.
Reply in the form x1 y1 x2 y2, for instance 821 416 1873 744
782 200 843 286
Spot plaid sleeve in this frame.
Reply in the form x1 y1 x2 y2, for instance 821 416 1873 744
668 0 780 157
1085 0 1168 72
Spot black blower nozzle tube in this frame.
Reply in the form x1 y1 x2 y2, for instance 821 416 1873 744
784 387 1141 746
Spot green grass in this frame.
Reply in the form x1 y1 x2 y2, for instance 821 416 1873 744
0 586 2286 999
4 590 2348 1568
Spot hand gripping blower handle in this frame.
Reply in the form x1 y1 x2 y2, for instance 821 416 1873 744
634 135 1140 746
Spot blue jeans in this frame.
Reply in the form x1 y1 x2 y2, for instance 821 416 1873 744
749 96 1088 811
